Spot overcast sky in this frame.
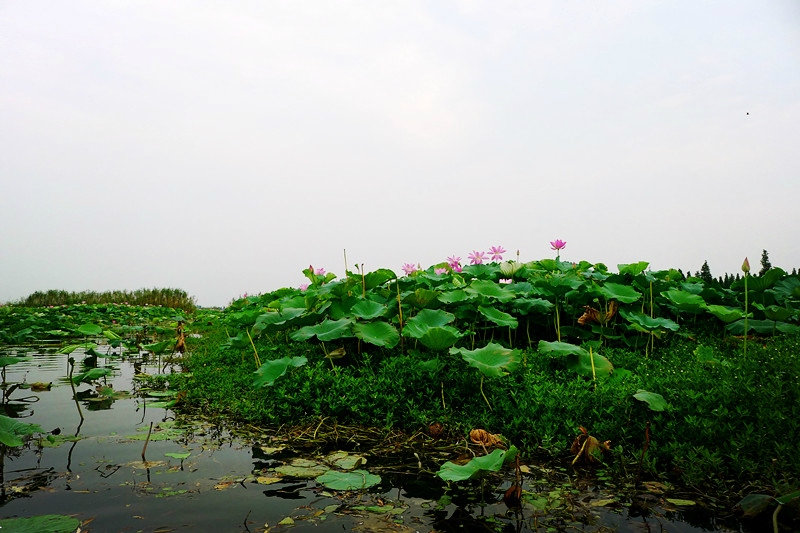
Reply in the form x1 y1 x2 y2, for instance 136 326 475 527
1 1 799 307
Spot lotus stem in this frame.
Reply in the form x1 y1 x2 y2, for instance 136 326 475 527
361 264 366 298
343 248 348 275
246 328 261 368
479 376 492 411
441 381 446 410
68 358 84 421
743 273 749 360
141 421 153 461
590 347 596 389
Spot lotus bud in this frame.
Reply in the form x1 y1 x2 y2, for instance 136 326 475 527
741 257 750 273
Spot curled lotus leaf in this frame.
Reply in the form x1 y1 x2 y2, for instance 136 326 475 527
450 342 520 378
352 321 399 348
253 356 308 388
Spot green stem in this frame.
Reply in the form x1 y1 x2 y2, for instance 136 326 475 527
479 376 492 411
744 273 748 359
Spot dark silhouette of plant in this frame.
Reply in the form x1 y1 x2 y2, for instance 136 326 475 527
759 249 772 276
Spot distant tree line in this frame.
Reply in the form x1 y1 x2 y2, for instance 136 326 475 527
11 288 197 312
684 250 798 288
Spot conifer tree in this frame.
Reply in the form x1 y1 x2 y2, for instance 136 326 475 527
699 260 713 283
759 249 772 276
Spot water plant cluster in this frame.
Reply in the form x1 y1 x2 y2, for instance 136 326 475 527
8 287 197 312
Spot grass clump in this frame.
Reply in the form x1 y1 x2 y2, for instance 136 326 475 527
10 288 197 312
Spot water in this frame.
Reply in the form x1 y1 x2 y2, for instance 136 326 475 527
0 343 756 532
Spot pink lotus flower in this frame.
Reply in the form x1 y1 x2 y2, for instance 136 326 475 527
315 267 326 276
299 283 309 291
468 251 486 265
550 239 566 251
489 245 506 262
454 264 462 273
742 257 750 273
499 278 512 284
434 267 448 275
402 263 419 275
447 256 461 269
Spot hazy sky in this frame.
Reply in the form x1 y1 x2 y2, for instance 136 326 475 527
2 1 799 307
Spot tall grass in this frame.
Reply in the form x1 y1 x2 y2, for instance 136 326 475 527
13 288 197 312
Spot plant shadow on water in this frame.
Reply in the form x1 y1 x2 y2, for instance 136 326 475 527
0 343 773 532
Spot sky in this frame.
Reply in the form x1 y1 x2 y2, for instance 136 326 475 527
1 1 799 308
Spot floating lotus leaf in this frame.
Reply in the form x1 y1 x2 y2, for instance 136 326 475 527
0 356 33 367
633 390 668 411
276 459 330 479
403 309 456 339
450 342 520 378
315 469 381 490
253 356 308 388
437 446 518 482
352 321 399 348
291 318 354 342
325 451 366 470
0 515 81 533
0 415 42 447
478 306 518 328
418 326 464 351
165 452 191 459
77 323 103 336
597 282 642 304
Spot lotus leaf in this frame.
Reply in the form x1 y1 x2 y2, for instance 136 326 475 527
291 318 354 342
0 356 33 367
363 269 396 290
418 326 463 351
634 390 668 411
499 261 523 277
662 290 707 314
0 515 81 533
72 367 112 384
0 415 42 447
437 289 472 304
253 356 308 388
512 297 553 315
617 262 650 275
402 309 456 338
437 446 518 482
465 280 514 302
325 451 366 470
315 469 381 490
566 350 613 378
57 343 95 354
478 306 518 328
705 305 745 323
537 340 588 357
619 309 679 332
596 282 642 304
276 458 330 478
352 321 399 348
350 299 388 320
77 323 103 336
450 342 520 378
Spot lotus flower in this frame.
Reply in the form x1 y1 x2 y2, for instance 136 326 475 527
299 283 309 292
447 256 461 269
468 251 486 265
741 257 750 273
499 278 512 284
315 267 326 276
434 268 448 275
402 263 419 275
489 245 506 262
550 239 566 251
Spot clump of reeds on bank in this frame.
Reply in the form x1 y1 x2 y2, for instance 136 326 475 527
13 288 197 312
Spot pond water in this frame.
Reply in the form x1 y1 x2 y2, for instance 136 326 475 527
0 343 751 532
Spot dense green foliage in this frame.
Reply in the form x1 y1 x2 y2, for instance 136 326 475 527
8 288 197 312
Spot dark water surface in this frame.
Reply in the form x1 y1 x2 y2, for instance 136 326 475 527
0 344 751 532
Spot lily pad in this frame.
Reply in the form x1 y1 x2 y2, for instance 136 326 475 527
275 459 330 479
0 514 81 533
437 446 518 482
315 469 381 490
0 415 42 447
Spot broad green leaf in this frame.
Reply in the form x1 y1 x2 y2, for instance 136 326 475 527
617 262 650 275
619 309 679 332
537 340 588 357
499 261 524 277
661 290 707 314
725 318 798 335
315 469 381 490
450 342 520 378
597 282 642 304
418 326 463 351
0 356 33 367
738 494 773 517
165 452 191 459
291 318 354 342
276 459 330 478
72 367 112 384
0 515 81 533
363 269 396 290
566 350 613 378
437 446 517 482
705 305 745 323
437 289 472 304
0 415 42 447
77 323 103 336
465 280 514 302
253 356 308 388
512 298 553 315
403 309 456 339
142 340 173 354
103 329 122 340
352 321 399 348
758 304 796 322
633 390 668 411
253 308 306 334
350 299 388 320
477 306 518 328
57 343 95 354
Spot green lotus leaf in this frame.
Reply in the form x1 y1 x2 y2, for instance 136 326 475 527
737 494 774 517
363 269 396 290
725 318 797 335
77 323 103 336
0 515 81 533
770 277 800 304
436 446 518 482
566 350 613 378
478 306 518 328
617 262 650 275
165 452 191 459
619 309 679 332
325 451 366 470
142 340 173 354
0 415 43 447
464 280 514 302
57 343 95 354
633 390 668 411
349 299 388 320
450 342 520 378
72 367 112 384
418 326 464 351
705 305 745 323
0 356 33 367
403 289 440 308
758 304 796 322
352 321 399 348
534 275 582 297
437 289 472 304
597 282 642 304
291 318 354 342
499 261 524 277
537 340 588 357
512 297 553 315
315 469 381 490
276 459 330 479
403 309 456 339
661 290 707 313
253 356 308 388
253 308 306 334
